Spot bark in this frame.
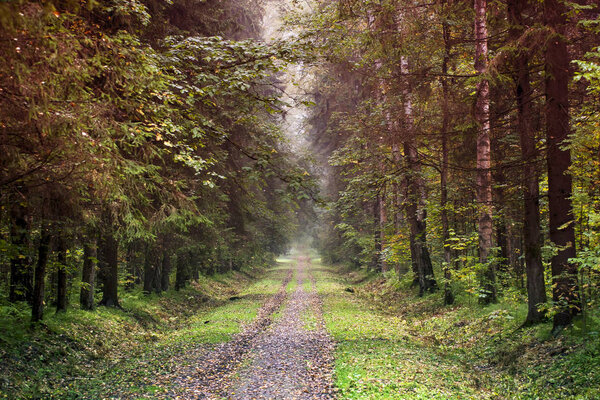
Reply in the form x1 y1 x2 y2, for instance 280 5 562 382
494 182 509 272
544 0 580 329
152 249 162 293
474 0 496 304
31 224 50 322
441 9 455 305
56 238 68 313
9 201 32 303
99 226 119 307
379 191 388 272
401 57 437 295
508 0 547 324
79 238 97 310
392 142 402 233
373 193 383 272
143 244 156 294
161 250 171 292
175 251 189 291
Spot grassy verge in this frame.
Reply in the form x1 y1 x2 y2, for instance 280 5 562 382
312 260 600 400
0 263 289 399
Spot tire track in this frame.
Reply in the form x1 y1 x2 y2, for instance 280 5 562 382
168 268 293 399
230 256 336 399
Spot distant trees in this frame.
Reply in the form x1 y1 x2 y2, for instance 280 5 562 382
305 0 599 329
0 0 315 322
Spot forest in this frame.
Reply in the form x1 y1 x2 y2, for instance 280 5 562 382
1 0 600 399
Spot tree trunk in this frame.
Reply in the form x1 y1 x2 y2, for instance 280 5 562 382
441 9 455 305
152 248 162 294
493 181 509 273
175 251 189 291
99 226 119 307
80 238 97 310
56 238 68 313
379 191 388 272
9 201 32 303
143 244 155 294
544 0 580 329
508 0 547 324
474 0 496 304
31 224 50 322
401 57 437 295
161 250 171 292
373 193 383 272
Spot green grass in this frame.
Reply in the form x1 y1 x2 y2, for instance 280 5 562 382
313 261 600 400
0 263 289 399
286 264 298 293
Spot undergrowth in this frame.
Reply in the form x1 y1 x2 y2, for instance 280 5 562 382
314 261 600 400
0 263 288 399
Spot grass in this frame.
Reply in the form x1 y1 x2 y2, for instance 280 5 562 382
0 262 289 399
312 260 600 400
286 264 298 293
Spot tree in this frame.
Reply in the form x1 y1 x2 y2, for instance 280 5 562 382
440 0 455 305
544 0 580 329
80 238 97 311
31 223 50 322
474 0 496 304
507 0 546 324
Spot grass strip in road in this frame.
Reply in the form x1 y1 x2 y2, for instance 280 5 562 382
173 264 290 344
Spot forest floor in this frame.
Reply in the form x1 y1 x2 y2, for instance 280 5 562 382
315 260 600 399
163 256 337 399
0 261 290 399
2 254 600 399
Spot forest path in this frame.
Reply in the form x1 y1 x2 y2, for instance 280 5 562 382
170 255 336 399
230 256 336 399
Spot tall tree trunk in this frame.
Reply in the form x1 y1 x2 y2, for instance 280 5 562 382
9 201 32 303
508 0 547 324
31 223 50 322
143 244 155 294
441 7 455 305
493 166 510 273
152 247 162 294
474 0 496 304
175 251 189 291
401 57 437 295
56 238 68 313
80 237 97 310
392 142 402 233
99 223 119 307
544 0 579 329
379 190 388 272
373 193 383 272
161 250 171 292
